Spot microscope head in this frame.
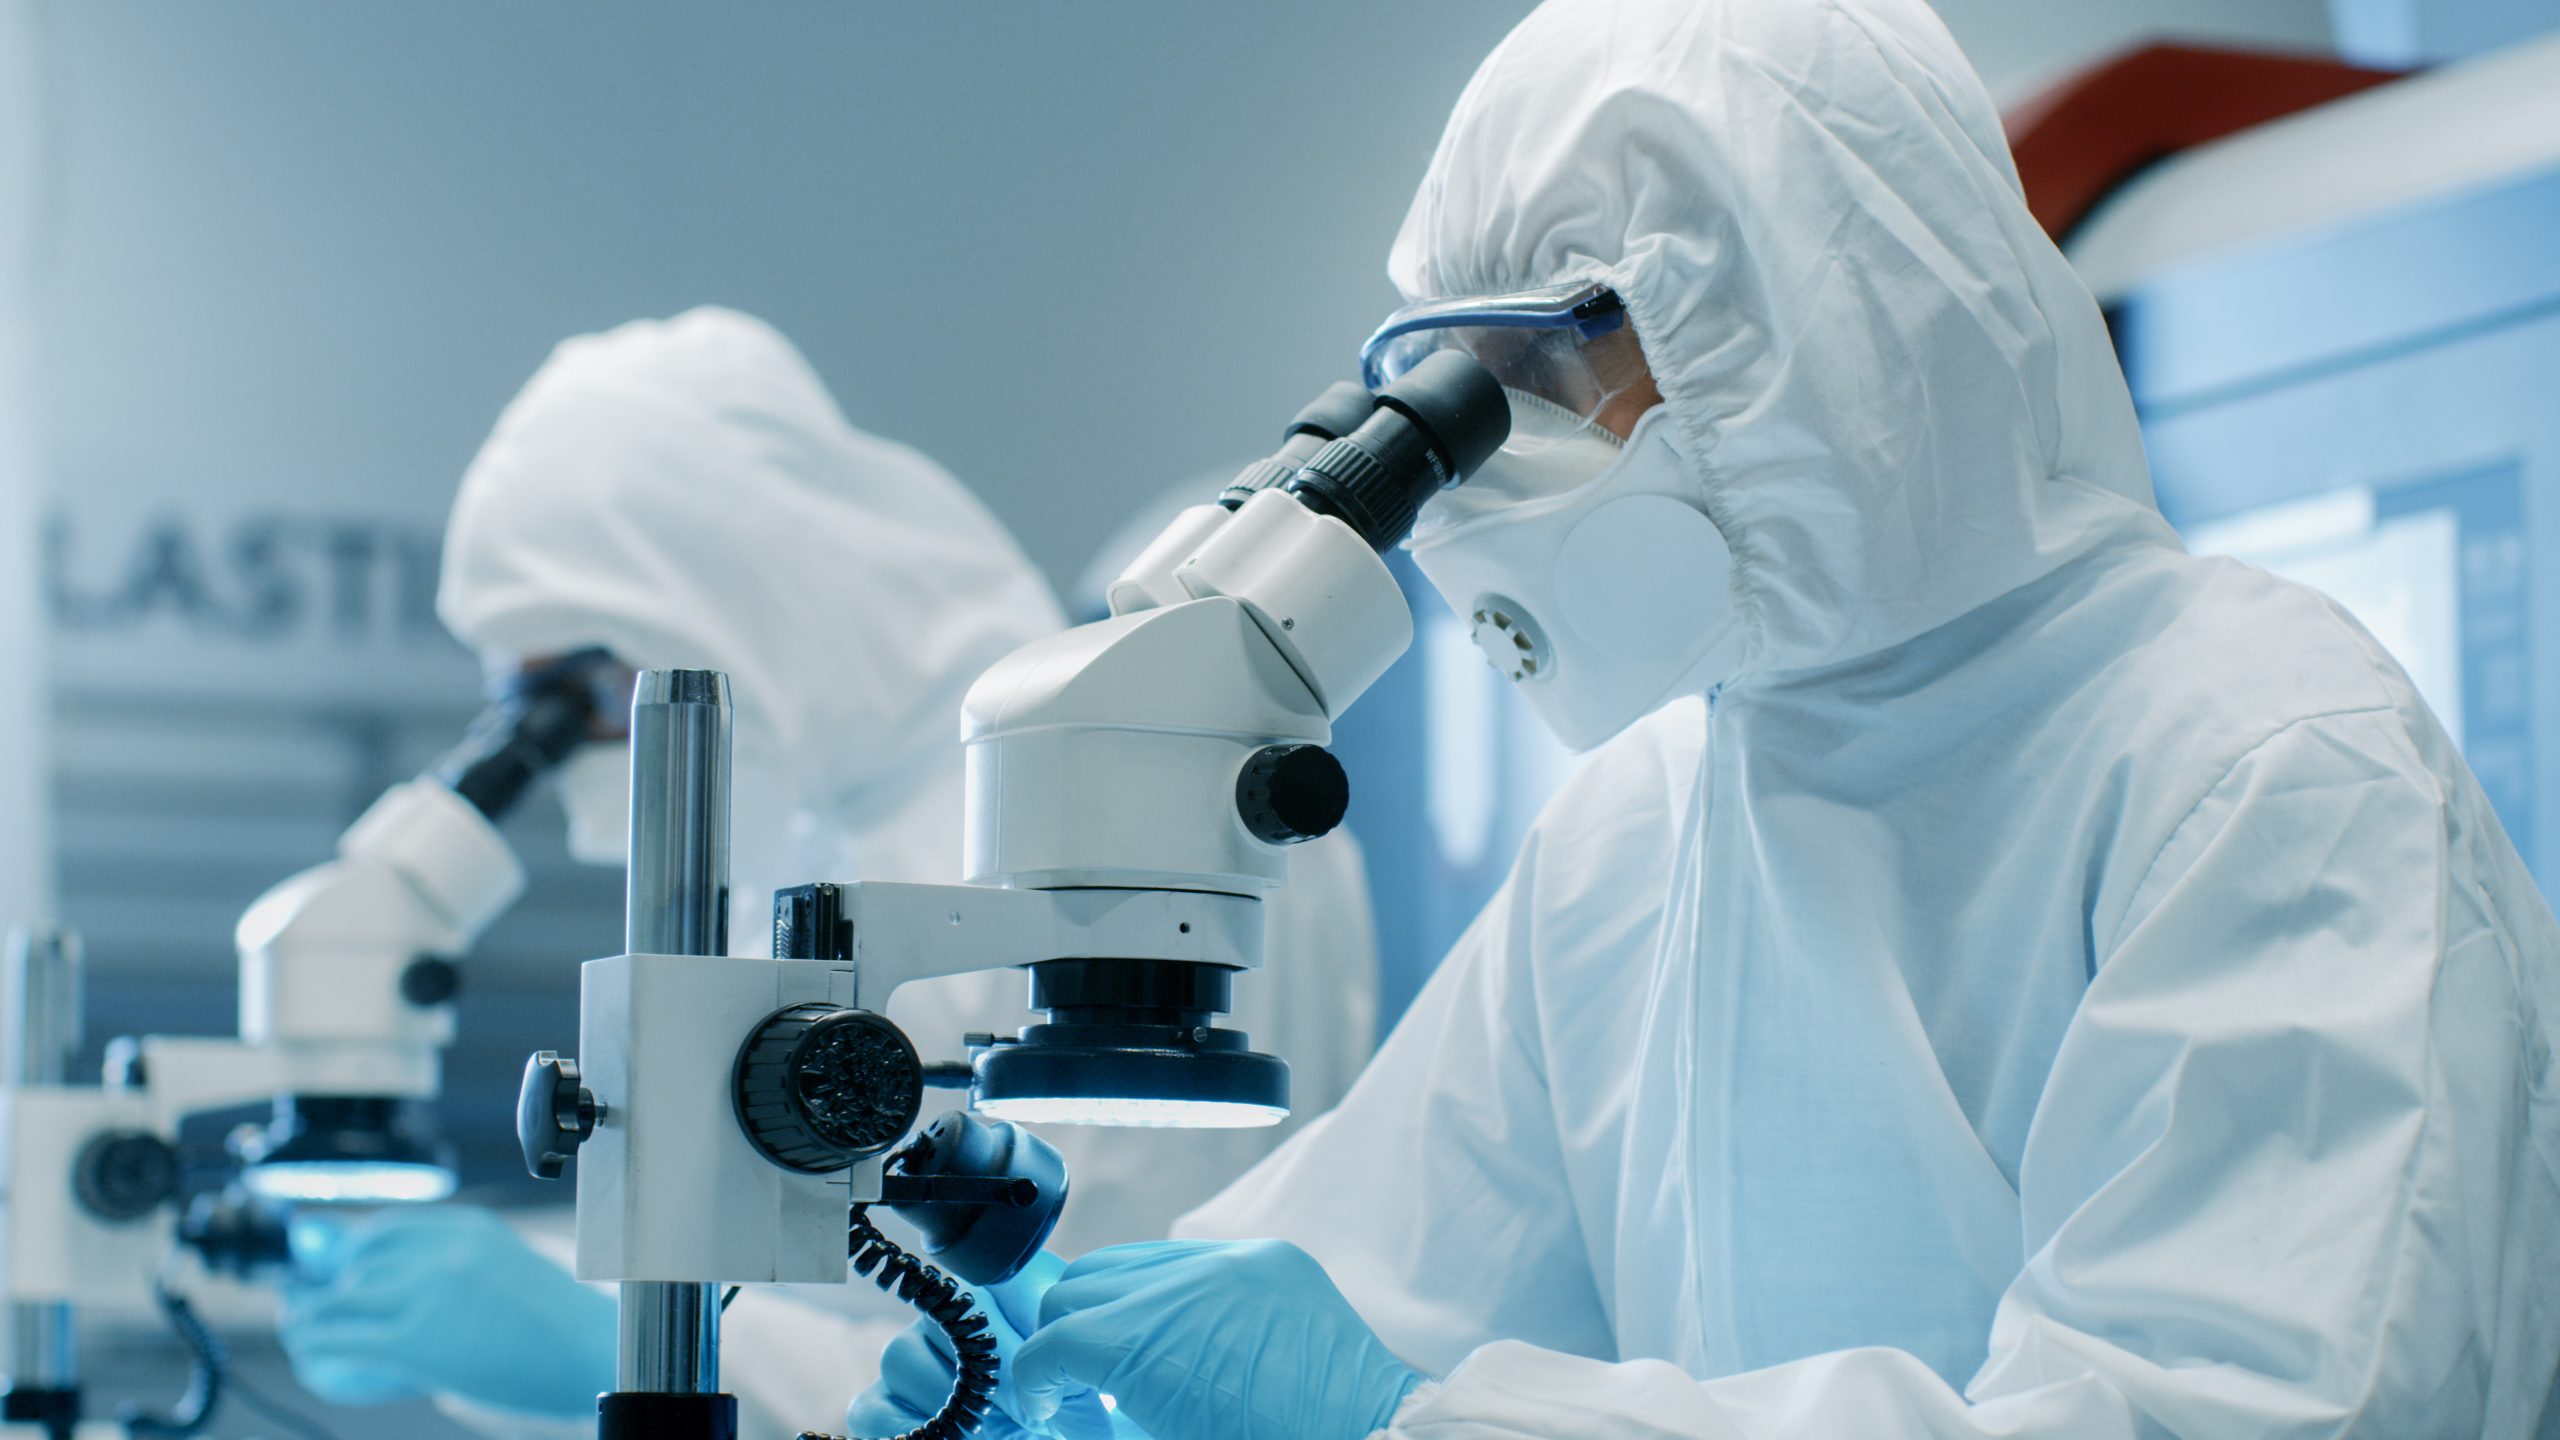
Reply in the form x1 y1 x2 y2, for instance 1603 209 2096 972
949 353 1510 1130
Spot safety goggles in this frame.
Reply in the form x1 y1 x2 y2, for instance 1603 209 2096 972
1359 281 1645 446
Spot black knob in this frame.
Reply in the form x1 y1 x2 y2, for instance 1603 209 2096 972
517 1051 601 1181
181 1187 294 1281
881 1111 1069 1286
399 956 462 1007
733 1004 923 1174
73 1131 180 1221
1236 744 1350 844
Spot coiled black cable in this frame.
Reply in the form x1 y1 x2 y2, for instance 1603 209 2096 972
121 1282 222 1438
801 1204 999 1440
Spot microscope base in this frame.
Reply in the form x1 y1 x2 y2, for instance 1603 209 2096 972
596 1390 737 1440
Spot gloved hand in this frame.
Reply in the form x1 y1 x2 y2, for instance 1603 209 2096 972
279 1206 616 1418
845 1251 1127 1440
1014 1240 1421 1440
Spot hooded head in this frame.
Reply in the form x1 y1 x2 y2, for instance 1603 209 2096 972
439 307 1064 921
1395 0 2172 679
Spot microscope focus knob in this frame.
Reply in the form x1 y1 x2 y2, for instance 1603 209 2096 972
1236 743 1350 844
72 1131 180 1222
734 1004 923 1173
399 956 462 1007
517 1051 602 1181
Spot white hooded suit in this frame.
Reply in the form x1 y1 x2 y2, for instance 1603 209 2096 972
1182 2 2560 1436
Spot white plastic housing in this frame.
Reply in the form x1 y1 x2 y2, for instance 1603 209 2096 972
339 778 525 937
833 882 1262 1001
235 778 522 1055
1174 487 1412 715
574 954 852 1285
121 1033 438 1123
0 1087 168 1305
1106 503 1231 617
963 597 1327 893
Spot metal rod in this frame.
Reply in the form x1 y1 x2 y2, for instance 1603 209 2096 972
4 925 82 1088
615 1286 717 1399
614 671 730 1396
5 1302 74 1393
5 926 83 1390
624 668 732 958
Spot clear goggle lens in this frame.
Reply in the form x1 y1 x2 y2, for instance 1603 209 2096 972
1362 283 1645 448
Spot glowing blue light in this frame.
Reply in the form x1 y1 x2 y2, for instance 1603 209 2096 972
241 1160 456 1205
974 1095 1287 1129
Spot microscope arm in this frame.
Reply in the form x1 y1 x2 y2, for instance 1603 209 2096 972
232 777 524 1075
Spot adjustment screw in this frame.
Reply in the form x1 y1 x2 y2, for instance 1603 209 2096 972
516 1051 601 1181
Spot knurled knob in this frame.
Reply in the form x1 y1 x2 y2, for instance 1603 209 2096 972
733 1004 923 1173
72 1130 179 1221
1236 743 1350 845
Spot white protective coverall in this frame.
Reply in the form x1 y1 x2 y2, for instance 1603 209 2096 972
1180 1 2560 1436
439 306 1379 1435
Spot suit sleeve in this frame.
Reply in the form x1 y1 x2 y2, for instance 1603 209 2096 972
1178 823 1620 1379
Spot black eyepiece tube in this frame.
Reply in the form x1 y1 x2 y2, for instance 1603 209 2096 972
1291 381 1384 447
1283 352 1509 551
434 653 612 819
1218 380 1378 511
1376 350 1510 480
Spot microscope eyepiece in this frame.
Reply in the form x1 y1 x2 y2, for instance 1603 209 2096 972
1376 347 1511 478
435 646 622 820
1217 379 1379 511
1283 351 1509 550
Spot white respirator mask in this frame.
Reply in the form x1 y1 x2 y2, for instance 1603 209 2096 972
554 740 632 866
1407 396 1745 752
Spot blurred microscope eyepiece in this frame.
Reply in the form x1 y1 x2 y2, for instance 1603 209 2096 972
438 645 626 819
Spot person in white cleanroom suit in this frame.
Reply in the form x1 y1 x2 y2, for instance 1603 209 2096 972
276 306 1379 1437
847 0 2560 1437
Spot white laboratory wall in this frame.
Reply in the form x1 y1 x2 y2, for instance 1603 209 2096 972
1 0 50 932
2329 0 2560 64
44 1 2336 613
1939 0 2333 99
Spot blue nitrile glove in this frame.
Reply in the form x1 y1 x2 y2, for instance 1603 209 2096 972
845 1251 1128 1440
1014 1240 1421 1440
279 1206 615 1418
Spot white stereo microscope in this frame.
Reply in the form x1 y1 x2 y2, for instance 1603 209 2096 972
518 353 1507 1440
0 656 616 1439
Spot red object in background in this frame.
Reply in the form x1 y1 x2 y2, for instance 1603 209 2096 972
2004 43 2412 243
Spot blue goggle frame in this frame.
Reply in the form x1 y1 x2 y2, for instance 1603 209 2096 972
1359 281 1628 389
